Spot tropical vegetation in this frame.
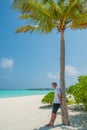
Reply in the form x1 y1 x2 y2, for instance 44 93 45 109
67 76 87 111
42 92 54 105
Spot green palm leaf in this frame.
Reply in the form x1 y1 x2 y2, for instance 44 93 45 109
13 0 87 31
15 25 40 33
16 23 55 33
71 13 87 29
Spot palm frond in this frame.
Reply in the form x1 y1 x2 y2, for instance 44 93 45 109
71 22 87 29
13 0 61 33
42 0 54 4
13 0 52 19
13 0 87 33
16 25 39 33
61 0 81 29
16 23 55 33
71 13 87 29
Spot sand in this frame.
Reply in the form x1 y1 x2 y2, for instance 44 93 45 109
0 95 87 130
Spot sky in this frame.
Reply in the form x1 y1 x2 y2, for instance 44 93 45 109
0 0 87 89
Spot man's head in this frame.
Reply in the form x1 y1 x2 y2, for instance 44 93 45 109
52 82 57 89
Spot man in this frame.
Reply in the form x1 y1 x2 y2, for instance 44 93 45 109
46 82 62 126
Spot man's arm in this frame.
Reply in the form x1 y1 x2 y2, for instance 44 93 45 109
58 93 62 104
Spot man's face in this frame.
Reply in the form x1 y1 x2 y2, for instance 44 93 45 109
52 84 57 89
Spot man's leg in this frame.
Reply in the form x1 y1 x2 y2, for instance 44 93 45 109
46 113 57 126
49 113 57 125
51 113 57 125
45 104 60 127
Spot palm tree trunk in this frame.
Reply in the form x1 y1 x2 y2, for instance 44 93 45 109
60 30 70 125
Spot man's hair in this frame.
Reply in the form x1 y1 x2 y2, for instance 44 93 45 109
52 82 57 86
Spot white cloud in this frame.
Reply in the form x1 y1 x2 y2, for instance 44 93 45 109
48 65 79 80
48 72 59 79
65 65 79 76
48 66 80 86
0 58 14 69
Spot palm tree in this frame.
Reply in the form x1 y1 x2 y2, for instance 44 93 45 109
13 0 87 125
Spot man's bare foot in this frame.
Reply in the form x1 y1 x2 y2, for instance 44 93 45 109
45 123 54 127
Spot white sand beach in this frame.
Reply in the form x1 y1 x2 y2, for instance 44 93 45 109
0 95 87 130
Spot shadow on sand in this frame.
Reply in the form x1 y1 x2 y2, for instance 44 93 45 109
39 105 52 110
33 124 63 130
37 105 87 130
68 105 87 129
69 113 87 129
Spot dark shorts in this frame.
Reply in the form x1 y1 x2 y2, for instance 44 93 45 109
52 103 60 114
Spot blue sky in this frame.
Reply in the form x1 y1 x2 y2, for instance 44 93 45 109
0 0 87 89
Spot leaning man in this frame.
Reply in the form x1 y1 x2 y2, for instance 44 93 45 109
46 82 62 126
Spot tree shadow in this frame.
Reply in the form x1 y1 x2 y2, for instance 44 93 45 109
33 124 63 130
68 105 85 112
39 105 52 110
38 105 87 129
69 112 87 129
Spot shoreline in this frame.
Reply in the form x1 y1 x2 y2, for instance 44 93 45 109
0 94 46 99
0 95 87 130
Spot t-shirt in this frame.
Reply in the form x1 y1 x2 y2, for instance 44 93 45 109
53 88 61 104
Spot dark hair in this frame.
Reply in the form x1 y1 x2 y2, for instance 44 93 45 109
52 82 57 86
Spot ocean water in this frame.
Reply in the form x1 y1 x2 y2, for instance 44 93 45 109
0 90 51 98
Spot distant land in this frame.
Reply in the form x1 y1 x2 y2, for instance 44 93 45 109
27 88 52 90
0 88 52 91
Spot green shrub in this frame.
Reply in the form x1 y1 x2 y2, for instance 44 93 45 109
42 92 54 105
67 76 87 111
67 85 75 95
73 76 87 110
66 98 75 105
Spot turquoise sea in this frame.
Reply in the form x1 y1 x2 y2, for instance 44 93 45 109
0 90 51 98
